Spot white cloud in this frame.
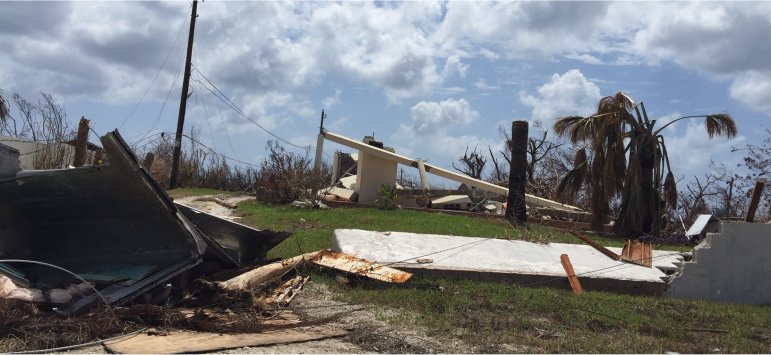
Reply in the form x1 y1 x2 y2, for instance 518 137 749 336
729 71 771 113
407 98 479 136
663 120 745 177
474 79 499 91
519 69 601 128
322 89 342 108
442 55 469 79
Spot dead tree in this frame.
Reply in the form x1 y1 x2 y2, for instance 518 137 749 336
452 146 487 180
506 121 528 226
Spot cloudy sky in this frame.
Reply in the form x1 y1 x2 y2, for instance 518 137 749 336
1 1 767 182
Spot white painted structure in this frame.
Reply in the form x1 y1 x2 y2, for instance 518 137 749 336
332 229 683 293
316 131 582 211
0 134 97 170
666 221 771 305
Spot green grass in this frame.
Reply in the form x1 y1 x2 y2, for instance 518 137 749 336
333 276 771 353
232 201 768 353
172 189 767 353
234 201 690 259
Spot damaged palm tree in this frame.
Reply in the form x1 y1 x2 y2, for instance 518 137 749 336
554 92 737 237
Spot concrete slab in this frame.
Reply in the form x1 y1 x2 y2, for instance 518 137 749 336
332 229 684 295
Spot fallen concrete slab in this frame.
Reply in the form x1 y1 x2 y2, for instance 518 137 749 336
666 221 771 305
332 229 684 295
0 131 206 313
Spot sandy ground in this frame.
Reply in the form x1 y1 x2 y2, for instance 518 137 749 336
62 195 482 354
174 194 253 220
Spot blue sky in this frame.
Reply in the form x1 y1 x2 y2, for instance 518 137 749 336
1 1 767 184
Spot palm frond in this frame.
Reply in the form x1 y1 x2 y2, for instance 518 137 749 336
554 115 595 144
0 93 9 123
663 171 677 208
705 113 738 138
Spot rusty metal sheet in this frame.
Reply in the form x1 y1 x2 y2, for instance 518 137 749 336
310 250 412 283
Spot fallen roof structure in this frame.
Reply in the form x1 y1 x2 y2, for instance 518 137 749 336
315 130 582 211
176 203 292 265
0 130 289 313
332 229 685 295
0 131 208 314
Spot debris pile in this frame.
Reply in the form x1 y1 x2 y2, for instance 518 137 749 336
0 130 411 353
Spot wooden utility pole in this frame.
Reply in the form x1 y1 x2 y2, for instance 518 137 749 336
506 120 528 225
745 178 766 222
73 116 90 167
169 0 199 189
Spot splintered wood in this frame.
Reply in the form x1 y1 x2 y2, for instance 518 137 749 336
309 250 412 283
104 327 349 354
620 240 653 268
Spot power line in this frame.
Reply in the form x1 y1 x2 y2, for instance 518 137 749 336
190 66 311 150
180 132 260 168
117 3 191 129
130 37 189 145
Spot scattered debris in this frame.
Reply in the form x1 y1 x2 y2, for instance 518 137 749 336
685 214 719 241
309 250 413 283
176 202 292 266
0 131 207 314
104 327 349 354
621 240 653 268
219 251 321 291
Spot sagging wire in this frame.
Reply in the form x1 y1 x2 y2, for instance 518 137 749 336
10 327 148 355
0 259 115 319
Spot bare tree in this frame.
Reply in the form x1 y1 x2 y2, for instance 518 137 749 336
452 146 487 180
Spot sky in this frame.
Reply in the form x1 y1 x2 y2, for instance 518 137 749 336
1 1 768 184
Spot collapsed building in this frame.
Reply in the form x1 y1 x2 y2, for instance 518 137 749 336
0 131 291 314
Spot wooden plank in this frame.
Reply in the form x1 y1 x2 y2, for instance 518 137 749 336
560 254 583 295
620 240 653 267
310 250 412 283
104 327 349 354
568 230 620 261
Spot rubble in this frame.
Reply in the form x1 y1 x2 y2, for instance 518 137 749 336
0 130 293 316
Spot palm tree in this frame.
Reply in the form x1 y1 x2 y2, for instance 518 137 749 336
554 92 737 237
0 90 9 125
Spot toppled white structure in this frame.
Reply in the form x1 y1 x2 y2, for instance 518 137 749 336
332 229 685 295
315 130 582 211
666 221 771 305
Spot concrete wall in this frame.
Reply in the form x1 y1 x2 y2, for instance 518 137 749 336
0 134 96 170
355 150 398 204
0 143 21 177
666 221 771 305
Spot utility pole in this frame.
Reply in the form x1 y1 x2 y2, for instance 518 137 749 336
169 0 198 189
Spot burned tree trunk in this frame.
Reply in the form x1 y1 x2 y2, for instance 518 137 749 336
506 120 528 226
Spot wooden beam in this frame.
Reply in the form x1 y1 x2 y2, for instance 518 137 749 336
560 254 583 295
568 230 620 261
745 178 766 222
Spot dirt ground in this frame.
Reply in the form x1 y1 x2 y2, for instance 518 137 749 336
174 194 253 220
